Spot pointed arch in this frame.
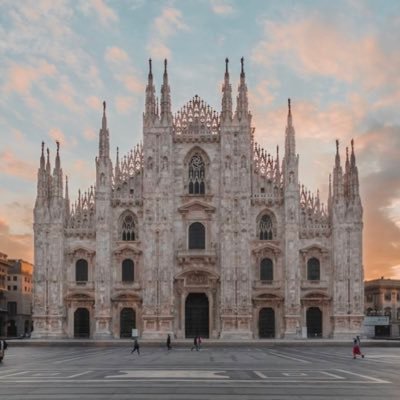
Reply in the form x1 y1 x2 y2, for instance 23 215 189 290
119 210 138 242
184 147 210 195
256 210 277 240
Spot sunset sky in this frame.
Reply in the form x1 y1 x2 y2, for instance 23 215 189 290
0 0 399 280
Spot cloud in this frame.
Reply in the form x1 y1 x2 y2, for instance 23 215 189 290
81 0 118 26
210 0 234 15
115 96 135 114
105 46 129 64
86 95 102 110
0 219 33 263
49 128 67 146
83 127 97 141
0 150 36 181
147 7 189 60
252 16 400 91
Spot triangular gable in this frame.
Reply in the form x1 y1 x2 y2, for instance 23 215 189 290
178 200 216 214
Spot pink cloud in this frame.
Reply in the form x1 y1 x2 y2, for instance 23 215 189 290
0 150 36 181
0 219 33 263
83 127 97 141
115 96 135 114
118 75 144 93
105 46 129 64
252 17 400 90
88 0 118 26
210 0 234 15
48 128 67 147
4 61 57 95
86 96 102 110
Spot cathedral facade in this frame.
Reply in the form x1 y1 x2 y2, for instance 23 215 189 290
32 59 364 339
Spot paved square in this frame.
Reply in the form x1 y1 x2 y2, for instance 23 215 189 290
0 344 398 399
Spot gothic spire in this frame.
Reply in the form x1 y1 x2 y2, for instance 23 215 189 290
55 140 61 171
40 141 45 170
350 138 360 198
235 57 248 121
221 57 232 122
160 59 172 124
115 146 120 181
98 101 110 159
284 98 296 160
65 175 70 216
332 139 344 201
144 58 157 124
46 147 51 179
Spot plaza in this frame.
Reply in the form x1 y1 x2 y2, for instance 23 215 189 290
0 342 399 399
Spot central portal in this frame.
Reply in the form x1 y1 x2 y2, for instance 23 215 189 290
185 293 209 338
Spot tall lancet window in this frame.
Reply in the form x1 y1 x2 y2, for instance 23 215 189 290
188 154 205 195
121 214 136 241
259 215 273 240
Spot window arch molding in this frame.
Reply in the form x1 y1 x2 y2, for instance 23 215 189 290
118 211 138 242
183 147 210 195
256 210 277 240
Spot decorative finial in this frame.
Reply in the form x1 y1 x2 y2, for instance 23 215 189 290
225 58 229 74
351 138 354 151
47 147 49 157
240 57 244 76
164 59 167 74
336 139 339 153
56 140 60 153
41 141 44 153
149 58 152 75
103 101 106 113
288 98 291 115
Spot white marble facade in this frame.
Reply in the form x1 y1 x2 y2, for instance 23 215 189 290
32 59 364 339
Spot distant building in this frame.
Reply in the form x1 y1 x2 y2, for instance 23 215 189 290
0 252 11 337
364 278 400 337
6 259 33 337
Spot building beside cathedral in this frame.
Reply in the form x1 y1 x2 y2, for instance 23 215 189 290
32 59 364 339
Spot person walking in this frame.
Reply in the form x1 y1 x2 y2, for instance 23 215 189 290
352 337 364 359
131 338 140 355
191 336 198 351
166 334 172 351
0 338 8 362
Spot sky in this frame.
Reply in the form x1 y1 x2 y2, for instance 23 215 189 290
0 0 399 280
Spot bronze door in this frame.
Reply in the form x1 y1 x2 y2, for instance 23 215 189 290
185 293 209 338
259 308 275 338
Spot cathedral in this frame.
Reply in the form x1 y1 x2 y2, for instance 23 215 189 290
32 58 364 339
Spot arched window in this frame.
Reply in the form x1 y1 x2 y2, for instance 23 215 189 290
122 259 134 282
259 214 273 240
76 259 88 282
188 222 205 249
121 214 135 241
307 257 320 281
260 258 273 281
188 153 205 195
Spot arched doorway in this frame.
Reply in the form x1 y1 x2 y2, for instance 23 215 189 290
185 293 209 338
306 307 322 338
74 308 90 338
259 308 275 338
120 308 136 338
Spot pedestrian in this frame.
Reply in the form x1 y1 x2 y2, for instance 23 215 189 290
198 336 202 350
166 334 172 351
131 338 140 355
191 336 198 351
352 337 364 359
0 338 8 362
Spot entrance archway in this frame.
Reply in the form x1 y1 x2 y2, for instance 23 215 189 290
120 308 136 338
259 308 275 338
74 308 90 338
306 307 322 338
185 293 209 338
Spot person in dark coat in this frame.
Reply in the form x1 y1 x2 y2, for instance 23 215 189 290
352 337 364 359
0 339 8 362
166 334 172 350
191 336 198 351
131 338 140 355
